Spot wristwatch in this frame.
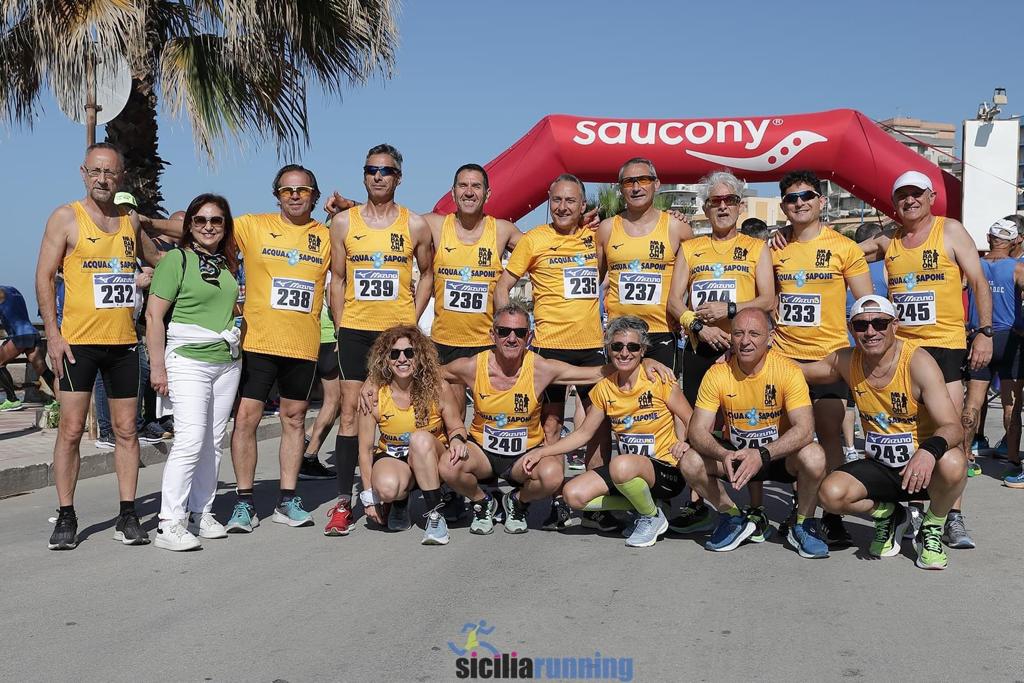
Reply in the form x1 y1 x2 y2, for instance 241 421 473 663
977 326 994 338
757 446 771 468
690 319 705 334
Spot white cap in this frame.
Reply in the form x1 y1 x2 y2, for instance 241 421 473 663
849 294 897 320
989 218 1019 240
114 191 137 208
891 171 933 196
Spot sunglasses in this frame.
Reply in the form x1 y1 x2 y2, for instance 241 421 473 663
782 190 820 204
619 175 656 188
276 185 314 199
609 341 644 353
389 347 415 360
706 194 742 207
895 188 929 200
494 326 529 339
192 215 225 228
850 318 893 333
364 165 401 177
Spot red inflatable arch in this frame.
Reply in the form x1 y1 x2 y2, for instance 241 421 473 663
433 109 961 223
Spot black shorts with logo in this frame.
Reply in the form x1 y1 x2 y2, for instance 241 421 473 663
535 347 605 403
317 342 339 379
435 342 492 366
794 358 850 402
645 332 679 373
923 346 966 384
336 327 381 383
713 437 797 484
967 331 1013 382
469 436 528 485
681 340 722 407
836 457 929 502
593 457 685 501
240 351 317 402
59 344 139 398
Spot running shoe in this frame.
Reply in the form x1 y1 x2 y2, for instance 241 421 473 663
421 508 450 545
1003 465 1024 488
155 520 201 551
502 492 529 534
94 432 115 450
668 501 716 534
272 497 314 527
786 519 830 559
566 452 586 471
138 424 165 444
966 461 982 478
625 508 668 548
188 512 227 539
323 500 352 536
581 511 623 533
0 398 24 412
298 455 335 480
226 501 259 533
942 511 976 549
916 522 948 570
388 499 412 531
705 513 755 552
440 490 465 522
903 504 924 541
745 506 772 543
113 511 150 545
842 447 860 464
869 504 908 557
994 436 1009 460
47 509 78 550
820 512 853 549
469 496 498 535
542 497 577 530
970 434 991 456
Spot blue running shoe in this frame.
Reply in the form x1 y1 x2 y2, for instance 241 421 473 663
994 436 1008 459
971 435 991 456
705 513 754 552
1003 465 1024 488
272 497 314 527
225 501 259 533
786 519 830 558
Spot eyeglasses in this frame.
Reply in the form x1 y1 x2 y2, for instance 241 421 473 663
83 167 121 178
782 190 820 204
364 165 401 177
850 318 893 332
705 194 742 207
276 185 314 199
389 347 415 360
609 341 643 353
192 215 225 228
619 175 656 188
895 188 929 200
494 326 529 339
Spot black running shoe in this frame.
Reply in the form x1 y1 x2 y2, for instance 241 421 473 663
820 512 853 548
745 506 772 543
440 490 465 523
48 509 78 550
113 511 150 545
542 497 577 530
298 455 335 480
581 511 623 532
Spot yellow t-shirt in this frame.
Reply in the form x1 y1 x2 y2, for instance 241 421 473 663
375 384 444 458
234 213 330 361
851 340 939 468
604 212 675 334
589 372 679 464
695 349 811 449
340 205 416 332
61 202 138 345
772 227 868 360
681 233 764 333
504 225 602 350
884 217 966 350
431 214 502 347
469 350 545 456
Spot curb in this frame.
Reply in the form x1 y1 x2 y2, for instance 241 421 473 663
0 411 320 499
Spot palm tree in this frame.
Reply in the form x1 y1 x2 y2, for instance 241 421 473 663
589 183 675 220
0 1 398 215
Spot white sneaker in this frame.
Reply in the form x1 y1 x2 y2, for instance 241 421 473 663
843 448 861 464
189 512 227 539
154 520 201 551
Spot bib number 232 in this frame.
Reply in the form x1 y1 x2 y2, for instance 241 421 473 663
92 273 135 309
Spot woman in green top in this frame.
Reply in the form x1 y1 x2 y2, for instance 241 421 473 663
146 194 241 551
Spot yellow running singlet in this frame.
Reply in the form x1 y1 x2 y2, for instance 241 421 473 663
605 212 675 333
340 206 416 332
589 372 679 464
375 384 444 457
681 233 763 333
469 350 544 456
431 214 502 347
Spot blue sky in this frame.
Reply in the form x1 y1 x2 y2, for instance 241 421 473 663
2 0 1022 316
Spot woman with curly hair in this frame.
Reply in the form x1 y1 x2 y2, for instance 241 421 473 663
346 324 468 545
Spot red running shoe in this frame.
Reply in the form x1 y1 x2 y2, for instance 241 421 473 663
323 501 352 536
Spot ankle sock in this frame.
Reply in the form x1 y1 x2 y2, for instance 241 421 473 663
119 500 135 515
871 502 895 519
924 508 946 528
422 488 443 510
59 505 75 517
279 489 296 505
236 488 255 507
723 504 742 517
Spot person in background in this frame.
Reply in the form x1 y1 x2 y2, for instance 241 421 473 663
0 285 57 410
739 217 770 241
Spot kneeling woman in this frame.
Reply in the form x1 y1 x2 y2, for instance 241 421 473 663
355 325 468 545
524 316 692 547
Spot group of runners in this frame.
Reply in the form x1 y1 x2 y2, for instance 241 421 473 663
31 139 1013 571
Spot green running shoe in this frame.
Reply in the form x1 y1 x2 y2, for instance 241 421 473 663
966 461 982 478
0 398 24 412
916 523 948 570
869 504 908 557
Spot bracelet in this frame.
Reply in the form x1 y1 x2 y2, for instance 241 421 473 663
358 489 380 507
727 302 737 319
918 436 947 460
680 311 697 330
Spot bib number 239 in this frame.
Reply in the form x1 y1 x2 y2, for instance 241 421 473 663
354 270 398 301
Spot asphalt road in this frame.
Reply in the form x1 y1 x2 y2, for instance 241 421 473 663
2 427 1022 682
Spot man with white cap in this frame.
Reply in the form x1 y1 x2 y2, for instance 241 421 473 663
857 170 990 549
803 294 966 570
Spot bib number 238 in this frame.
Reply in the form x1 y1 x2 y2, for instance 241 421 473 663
270 277 314 313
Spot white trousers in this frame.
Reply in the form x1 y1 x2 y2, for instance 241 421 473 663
159 352 241 521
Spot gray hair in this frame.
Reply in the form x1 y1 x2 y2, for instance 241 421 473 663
618 157 657 181
494 301 530 326
699 170 744 203
603 315 650 350
550 173 586 201
366 143 403 170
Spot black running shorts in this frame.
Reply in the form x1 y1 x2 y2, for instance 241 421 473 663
59 344 139 398
435 342 492 366
593 457 685 501
317 342 339 379
836 457 930 502
923 346 967 384
336 327 381 383
240 351 317 402
534 346 605 403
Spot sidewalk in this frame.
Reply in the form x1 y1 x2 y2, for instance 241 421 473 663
0 403 320 499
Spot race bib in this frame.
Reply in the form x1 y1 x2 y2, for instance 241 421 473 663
778 293 821 327
865 431 914 468
563 267 598 299
443 280 488 313
619 272 662 305
728 424 779 449
270 277 314 313
892 291 936 326
483 425 527 456
691 279 736 308
618 433 655 457
92 273 135 309
354 269 399 301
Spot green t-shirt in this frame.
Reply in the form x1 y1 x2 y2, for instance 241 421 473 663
319 301 336 344
150 248 239 363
